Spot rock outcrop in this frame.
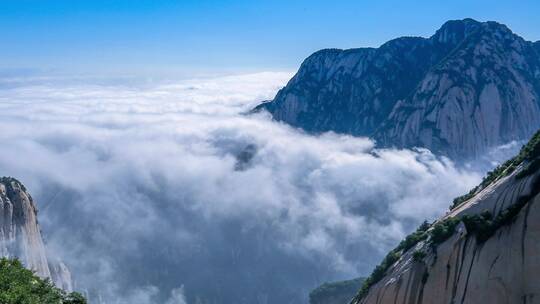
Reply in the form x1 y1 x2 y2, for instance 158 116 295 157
256 19 540 159
0 177 72 291
350 131 540 304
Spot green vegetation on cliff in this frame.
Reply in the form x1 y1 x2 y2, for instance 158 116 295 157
355 221 430 300
451 130 540 209
353 129 540 303
0 258 86 304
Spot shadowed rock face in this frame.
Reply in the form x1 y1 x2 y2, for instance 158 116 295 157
0 177 72 291
350 133 540 304
256 19 540 159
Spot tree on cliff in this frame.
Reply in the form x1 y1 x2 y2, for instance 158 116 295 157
0 258 86 304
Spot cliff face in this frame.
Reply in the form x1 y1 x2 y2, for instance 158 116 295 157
256 19 540 159
0 177 72 291
379 21 540 159
350 132 540 304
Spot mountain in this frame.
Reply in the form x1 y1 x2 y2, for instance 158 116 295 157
309 278 364 304
0 177 72 291
255 19 540 159
349 130 540 304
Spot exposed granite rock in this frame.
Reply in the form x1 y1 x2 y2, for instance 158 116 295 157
256 36 451 136
256 19 540 159
350 132 540 304
379 21 540 159
49 259 73 291
0 177 72 291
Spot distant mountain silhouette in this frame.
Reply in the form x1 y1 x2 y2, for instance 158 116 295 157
255 19 540 159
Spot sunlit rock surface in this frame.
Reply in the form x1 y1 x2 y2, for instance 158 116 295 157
351 139 540 304
0 177 73 291
256 19 540 159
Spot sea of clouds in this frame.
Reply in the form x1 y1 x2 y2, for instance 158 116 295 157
0 72 502 303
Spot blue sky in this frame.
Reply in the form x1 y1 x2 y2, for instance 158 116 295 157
1 0 539 76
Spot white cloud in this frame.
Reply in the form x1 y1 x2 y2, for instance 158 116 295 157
0 72 482 303
165 287 188 304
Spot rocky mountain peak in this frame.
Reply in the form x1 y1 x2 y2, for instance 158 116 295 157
255 19 540 159
0 177 72 291
430 18 481 45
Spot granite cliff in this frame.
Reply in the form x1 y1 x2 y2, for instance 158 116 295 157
0 177 72 291
349 130 540 304
256 19 540 159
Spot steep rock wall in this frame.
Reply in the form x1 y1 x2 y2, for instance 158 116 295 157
379 21 540 159
352 149 540 303
0 177 72 291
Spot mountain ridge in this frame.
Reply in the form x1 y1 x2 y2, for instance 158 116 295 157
255 18 540 159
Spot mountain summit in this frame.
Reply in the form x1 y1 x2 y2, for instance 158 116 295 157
255 19 540 159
